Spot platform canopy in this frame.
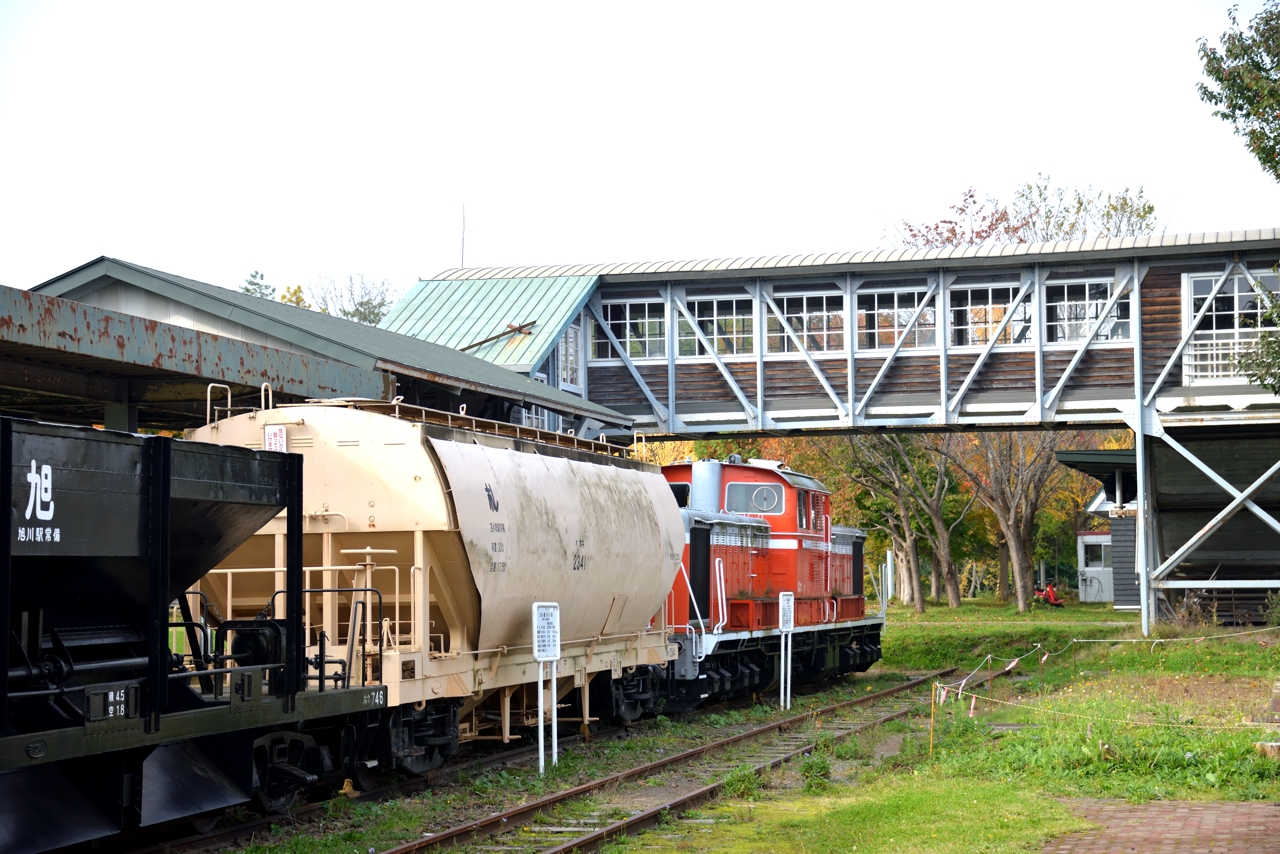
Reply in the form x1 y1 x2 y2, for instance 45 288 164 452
20 258 628 431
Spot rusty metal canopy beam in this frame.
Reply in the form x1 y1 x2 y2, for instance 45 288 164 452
0 284 390 428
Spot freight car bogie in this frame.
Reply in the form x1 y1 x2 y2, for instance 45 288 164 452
345 698 461 790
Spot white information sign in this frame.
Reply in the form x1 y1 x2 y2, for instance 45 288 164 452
778 592 795 710
532 602 561 774
778 592 795 633
532 602 561 662
263 424 288 453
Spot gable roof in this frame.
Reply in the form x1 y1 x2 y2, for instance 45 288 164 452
31 257 628 426
382 275 596 372
427 228 1280 283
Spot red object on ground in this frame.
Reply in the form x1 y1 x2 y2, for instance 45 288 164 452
1034 582 1065 607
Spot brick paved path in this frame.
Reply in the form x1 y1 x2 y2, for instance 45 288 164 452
1045 799 1280 853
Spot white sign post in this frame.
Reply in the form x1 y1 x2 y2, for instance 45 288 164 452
532 602 561 775
778 592 795 710
884 550 895 604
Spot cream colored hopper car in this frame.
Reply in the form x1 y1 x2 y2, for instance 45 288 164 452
187 400 681 775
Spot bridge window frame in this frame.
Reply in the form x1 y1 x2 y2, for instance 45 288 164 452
1044 278 1130 346
678 298 755 357
590 300 666 362
766 293 846 354
948 284 1035 348
855 287 937 352
1182 269 1280 385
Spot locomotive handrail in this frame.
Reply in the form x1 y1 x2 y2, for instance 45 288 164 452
713 558 728 634
676 563 708 661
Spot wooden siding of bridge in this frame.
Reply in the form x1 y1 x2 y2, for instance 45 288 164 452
583 260 1280 416
1140 265 1188 393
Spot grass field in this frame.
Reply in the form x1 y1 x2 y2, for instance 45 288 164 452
617 598 1280 853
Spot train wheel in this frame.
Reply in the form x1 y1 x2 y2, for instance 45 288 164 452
252 788 298 815
354 763 380 793
189 809 224 834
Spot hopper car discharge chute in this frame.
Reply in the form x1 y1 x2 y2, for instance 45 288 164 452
188 399 684 781
0 418 386 854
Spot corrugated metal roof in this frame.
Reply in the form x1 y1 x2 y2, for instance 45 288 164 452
380 275 597 371
429 228 1280 281
31 258 627 425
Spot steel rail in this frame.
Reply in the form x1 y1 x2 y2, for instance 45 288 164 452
122 729 621 854
545 706 913 854
382 668 959 854
548 664 1016 854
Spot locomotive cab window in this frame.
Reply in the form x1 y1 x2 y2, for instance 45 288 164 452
797 489 810 529
725 482 784 515
669 482 691 507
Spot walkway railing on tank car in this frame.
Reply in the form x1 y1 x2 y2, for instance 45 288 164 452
269 585 383 689
196 563 415 650
190 563 406 691
324 398 631 460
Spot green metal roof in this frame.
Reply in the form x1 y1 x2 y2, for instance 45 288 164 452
381 275 598 372
32 258 627 426
1055 450 1137 482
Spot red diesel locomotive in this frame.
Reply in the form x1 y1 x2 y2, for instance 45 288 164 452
656 455 882 711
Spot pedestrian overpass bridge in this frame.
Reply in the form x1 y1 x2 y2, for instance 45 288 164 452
398 229 1280 635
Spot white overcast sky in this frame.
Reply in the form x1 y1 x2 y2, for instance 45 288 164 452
0 1 1276 300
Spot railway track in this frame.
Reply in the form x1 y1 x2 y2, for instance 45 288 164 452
381 667 990 854
122 664 1020 854
123 729 621 854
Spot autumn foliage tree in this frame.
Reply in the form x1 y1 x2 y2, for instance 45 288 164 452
899 179 1158 611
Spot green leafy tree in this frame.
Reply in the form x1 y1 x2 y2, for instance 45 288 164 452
1199 2 1280 182
241 270 274 300
1234 295 1280 393
279 284 310 310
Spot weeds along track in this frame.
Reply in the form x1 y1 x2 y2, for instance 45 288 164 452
122 729 620 854
121 666 1017 854
385 668 988 854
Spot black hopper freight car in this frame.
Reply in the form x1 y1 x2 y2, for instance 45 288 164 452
0 419 386 853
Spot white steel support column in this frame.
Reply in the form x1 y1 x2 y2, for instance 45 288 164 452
755 280 766 427
845 275 858 423
666 283 677 428
1032 264 1044 423
1131 257 1152 636
937 268 949 424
